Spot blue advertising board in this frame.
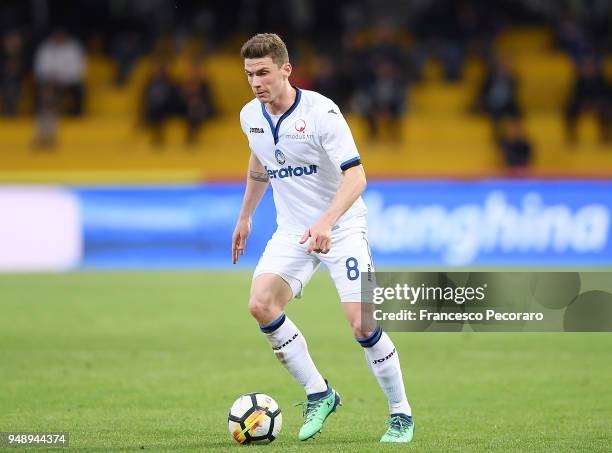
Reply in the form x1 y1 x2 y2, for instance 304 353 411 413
74 180 612 268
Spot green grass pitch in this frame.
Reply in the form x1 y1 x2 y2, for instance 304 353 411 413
1 271 611 452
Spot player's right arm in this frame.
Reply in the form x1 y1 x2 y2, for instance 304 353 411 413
232 153 269 264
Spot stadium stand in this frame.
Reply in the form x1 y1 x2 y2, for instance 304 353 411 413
0 23 610 183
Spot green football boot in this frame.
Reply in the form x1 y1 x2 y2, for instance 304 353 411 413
296 383 341 441
380 414 415 443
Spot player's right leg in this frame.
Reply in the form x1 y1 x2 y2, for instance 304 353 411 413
250 274 339 441
250 273 328 396
248 273 292 326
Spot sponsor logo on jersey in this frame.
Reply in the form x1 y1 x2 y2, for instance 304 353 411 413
328 108 337 114
265 164 318 179
284 132 314 141
250 127 265 133
295 119 306 133
275 149 286 165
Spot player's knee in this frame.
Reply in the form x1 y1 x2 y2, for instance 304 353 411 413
349 321 370 339
248 289 276 322
354 329 373 339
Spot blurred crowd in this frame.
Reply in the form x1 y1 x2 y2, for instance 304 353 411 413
1 0 611 169
141 60 216 146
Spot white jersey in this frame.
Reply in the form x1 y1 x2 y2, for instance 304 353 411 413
240 88 367 233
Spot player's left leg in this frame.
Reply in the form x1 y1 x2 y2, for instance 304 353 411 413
321 227 414 442
253 231 341 441
343 303 414 443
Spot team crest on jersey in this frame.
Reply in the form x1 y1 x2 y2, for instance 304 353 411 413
275 149 286 165
295 119 306 133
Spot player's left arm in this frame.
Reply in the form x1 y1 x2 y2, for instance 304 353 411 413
300 102 366 254
300 165 366 254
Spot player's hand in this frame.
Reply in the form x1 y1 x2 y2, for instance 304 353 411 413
299 221 332 255
232 217 252 264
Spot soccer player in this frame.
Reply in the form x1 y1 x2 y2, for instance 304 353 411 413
232 33 414 443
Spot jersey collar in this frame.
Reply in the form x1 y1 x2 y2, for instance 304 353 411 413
260 86 302 145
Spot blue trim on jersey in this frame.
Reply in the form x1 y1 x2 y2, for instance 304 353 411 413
260 312 286 333
356 325 383 348
261 104 276 142
340 156 361 171
260 86 302 145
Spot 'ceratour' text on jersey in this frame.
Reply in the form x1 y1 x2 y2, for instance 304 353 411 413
265 164 318 179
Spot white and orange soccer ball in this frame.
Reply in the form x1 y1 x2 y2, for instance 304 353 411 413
227 393 282 444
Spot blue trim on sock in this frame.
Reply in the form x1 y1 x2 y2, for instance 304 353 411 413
307 380 331 401
356 326 383 348
260 313 286 333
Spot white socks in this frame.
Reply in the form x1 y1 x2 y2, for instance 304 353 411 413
358 327 412 416
260 314 411 415
260 313 327 395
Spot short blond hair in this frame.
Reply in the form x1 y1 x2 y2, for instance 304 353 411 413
240 33 289 67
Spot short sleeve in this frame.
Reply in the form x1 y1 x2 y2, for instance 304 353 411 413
239 109 247 135
239 108 255 154
318 104 361 171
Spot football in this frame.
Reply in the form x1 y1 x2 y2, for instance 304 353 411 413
228 393 282 444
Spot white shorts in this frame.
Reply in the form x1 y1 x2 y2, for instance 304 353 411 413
253 227 375 302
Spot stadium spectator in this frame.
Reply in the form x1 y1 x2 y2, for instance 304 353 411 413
287 57 313 91
456 1 497 62
357 59 407 142
556 13 592 64
340 31 370 108
476 55 520 140
565 56 611 144
348 27 408 142
33 83 59 148
412 0 469 82
497 117 532 176
34 29 86 116
141 61 178 146
112 31 143 86
310 55 348 108
179 61 216 145
368 25 409 81
0 30 25 116
555 3 612 61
